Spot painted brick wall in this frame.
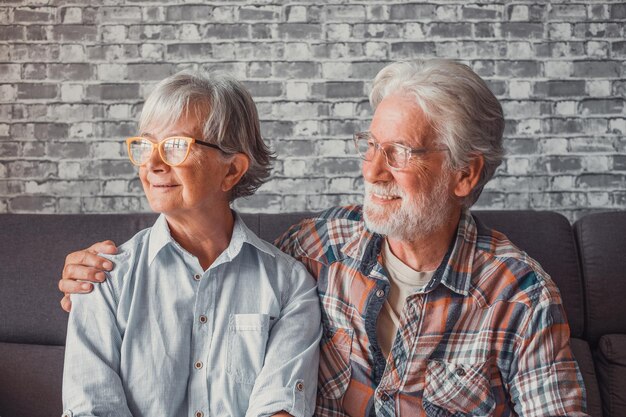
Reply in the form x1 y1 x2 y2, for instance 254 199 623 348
1 1 625 221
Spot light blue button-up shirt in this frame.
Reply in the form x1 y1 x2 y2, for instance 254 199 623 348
62 213 321 417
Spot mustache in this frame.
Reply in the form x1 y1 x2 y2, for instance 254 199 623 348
364 182 405 198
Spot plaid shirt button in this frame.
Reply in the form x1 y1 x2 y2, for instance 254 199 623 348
376 289 385 298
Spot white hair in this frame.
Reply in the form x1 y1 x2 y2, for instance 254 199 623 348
370 59 505 207
140 70 273 200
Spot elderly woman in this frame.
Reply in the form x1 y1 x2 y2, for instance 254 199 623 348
62 71 321 417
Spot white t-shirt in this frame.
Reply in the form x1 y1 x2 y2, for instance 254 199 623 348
377 238 435 357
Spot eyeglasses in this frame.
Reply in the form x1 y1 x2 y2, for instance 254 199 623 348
125 136 223 167
353 131 448 170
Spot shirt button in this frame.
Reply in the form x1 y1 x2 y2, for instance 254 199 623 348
380 393 390 402
195 411 203 417
296 381 304 391
194 361 203 370
193 274 201 281
199 315 207 324
455 367 466 377
376 289 385 298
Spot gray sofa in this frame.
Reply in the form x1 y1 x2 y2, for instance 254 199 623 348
1 210 624 417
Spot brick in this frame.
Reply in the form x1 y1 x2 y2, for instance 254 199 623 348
285 5 307 22
610 4 626 19
612 41 626 57
474 22 497 38
273 62 318 78
26 25 49 41
390 42 436 58
577 174 625 189
0 26 25 41
429 23 471 38
166 5 214 21
389 4 436 20
8 161 57 179
574 22 623 38
534 81 586 97
140 44 164 61
13 7 55 22
60 7 82 24
501 23 543 39
495 60 540 77
51 25 97 42
48 63 94 80
100 6 142 22
128 24 176 41
543 61 573 77
204 24 248 39
353 23 402 39
322 5 366 21
573 61 621 77
16 83 57 100
311 42 363 59
166 43 212 60
59 44 86 61
462 5 500 19
312 82 363 99
579 99 624 115
87 84 140 100
83 197 143 212
239 5 279 20
242 81 283 97
0 64 20 80
549 4 586 19
10 196 56 213
277 23 321 40
506 5 528 21
127 63 174 80
33 123 70 139
47 142 90 158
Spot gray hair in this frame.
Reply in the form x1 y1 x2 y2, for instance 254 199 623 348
370 59 505 207
139 70 273 200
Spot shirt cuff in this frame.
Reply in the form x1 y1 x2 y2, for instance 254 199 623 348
245 379 309 417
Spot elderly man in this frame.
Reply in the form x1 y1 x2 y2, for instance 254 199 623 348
60 59 587 416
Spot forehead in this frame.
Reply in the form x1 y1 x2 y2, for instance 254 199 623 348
370 94 434 146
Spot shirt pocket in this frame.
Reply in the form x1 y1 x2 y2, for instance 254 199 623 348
226 313 270 385
318 326 353 400
423 359 496 417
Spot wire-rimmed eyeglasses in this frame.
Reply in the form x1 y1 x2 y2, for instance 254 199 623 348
353 131 448 170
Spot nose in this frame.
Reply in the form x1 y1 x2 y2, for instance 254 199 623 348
362 146 393 184
144 145 169 172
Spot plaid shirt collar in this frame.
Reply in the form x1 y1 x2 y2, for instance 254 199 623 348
340 207 477 296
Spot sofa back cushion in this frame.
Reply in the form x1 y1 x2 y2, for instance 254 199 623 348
574 211 626 344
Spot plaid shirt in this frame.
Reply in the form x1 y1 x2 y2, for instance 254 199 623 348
276 205 588 417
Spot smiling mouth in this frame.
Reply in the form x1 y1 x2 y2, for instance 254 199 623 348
153 184 179 188
371 193 401 202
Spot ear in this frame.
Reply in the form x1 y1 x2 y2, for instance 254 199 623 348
221 153 250 193
453 154 484 199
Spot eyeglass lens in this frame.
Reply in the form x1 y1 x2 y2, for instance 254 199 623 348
129 138 190 166
356 137 406 169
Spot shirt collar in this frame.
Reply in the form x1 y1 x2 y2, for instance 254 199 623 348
340 207 477 296
148 211 276 266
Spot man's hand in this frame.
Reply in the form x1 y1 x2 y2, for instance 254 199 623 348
59 240 118 312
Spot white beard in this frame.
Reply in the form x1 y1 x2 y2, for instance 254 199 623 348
363 171 454 241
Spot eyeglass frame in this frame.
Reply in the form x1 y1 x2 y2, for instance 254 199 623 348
353 131 449 170
125 136 224 167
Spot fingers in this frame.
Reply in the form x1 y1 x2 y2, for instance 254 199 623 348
89 240 118 255
60 294 72 313
65 250 113 275
58 275 94 294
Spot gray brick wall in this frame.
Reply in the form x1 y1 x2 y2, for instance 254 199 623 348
1 1 625 221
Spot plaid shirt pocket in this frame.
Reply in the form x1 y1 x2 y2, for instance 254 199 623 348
423 359 496 417
318 326 353 400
